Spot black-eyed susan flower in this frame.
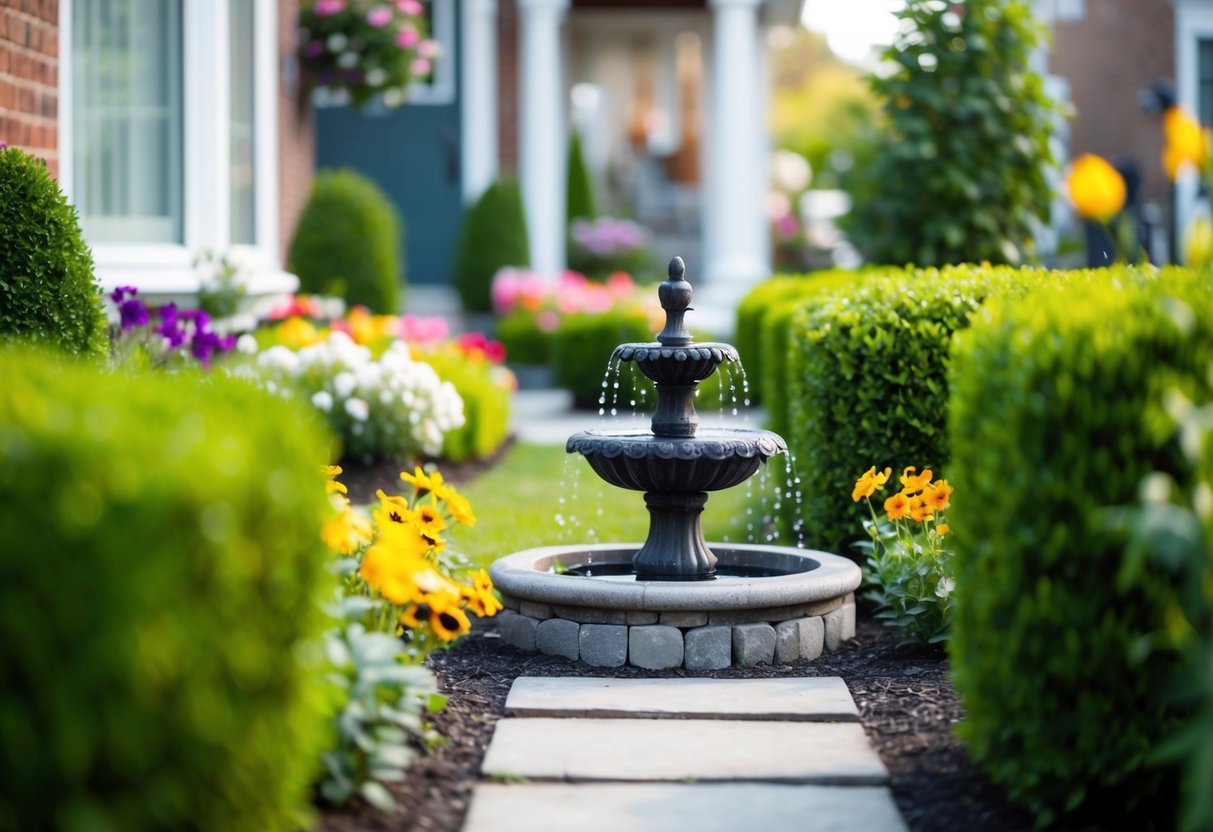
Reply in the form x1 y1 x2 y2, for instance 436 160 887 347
324 464 348 496
461 569 503 617
359 544 426 605
426 593 472 642
374 488 414 527
400 465 442 496
321 505 373 554
414 503 448 542
852 466 892 502
378 520 433 560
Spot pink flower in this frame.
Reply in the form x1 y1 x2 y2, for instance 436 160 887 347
366 7 392 27
313 0 346 16
418 39 440 59
411 57 431 76
396 27 419 48
396 0 424 15
606 271 635 297
537 311 560 333
774 214 799 239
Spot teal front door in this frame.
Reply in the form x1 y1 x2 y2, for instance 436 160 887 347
314 4 463 288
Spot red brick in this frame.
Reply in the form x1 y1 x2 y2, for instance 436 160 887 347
0 46 9 73
0 82 13 109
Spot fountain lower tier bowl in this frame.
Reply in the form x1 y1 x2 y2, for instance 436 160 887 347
566 427 787 493
488 543 862 669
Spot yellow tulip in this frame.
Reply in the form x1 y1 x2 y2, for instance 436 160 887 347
1163 106 1206 180
1184 215 1213 268
1066 154 1126 223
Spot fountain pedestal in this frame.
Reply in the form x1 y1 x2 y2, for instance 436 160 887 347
634 492 714 580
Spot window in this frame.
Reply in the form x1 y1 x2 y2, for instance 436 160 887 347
1199 39 1213 127
229 0 257 245
72 0 184 244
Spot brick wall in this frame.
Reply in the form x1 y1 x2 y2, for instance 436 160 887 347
497 0 518 174
0 0 59 177
1051 0 1174 207
277 0 314 262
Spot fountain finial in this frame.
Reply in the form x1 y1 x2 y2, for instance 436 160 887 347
657 256 694 347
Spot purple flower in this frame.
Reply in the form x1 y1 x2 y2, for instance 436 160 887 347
110 285 138 303
118 298 150 332
154 303 187 348
302 39 325 58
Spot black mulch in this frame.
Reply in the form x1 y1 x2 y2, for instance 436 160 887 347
315 611 1034 832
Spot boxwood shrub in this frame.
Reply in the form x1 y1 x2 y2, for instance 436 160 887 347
0 146 107 359
551 308 655 410
734 276 815 399
786 264 1051 550
453 179 530 313
0 348 337 831
288 169 403 313
947 269 1213 827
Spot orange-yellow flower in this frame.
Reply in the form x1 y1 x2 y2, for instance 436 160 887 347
924 479 953 513
935 523 951 537
908 495 934 523
321 505 373 555
1163 106 1206 180
852 466 892 502
1066 154 1126 223
278 316 322 349
884 492 909 521
324 465 348 496
899 466 933 493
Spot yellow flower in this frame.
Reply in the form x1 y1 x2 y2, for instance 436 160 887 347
378 520 433 560
908 495 934 523
884 492 909 521
426 593 472 642
324 465 348 496
278 316 322 349
1066 154 1126 223
924 479 953 513
399 603 423 629
359 544 426 605
935 523 951 537
321 505 373 555
852 466 892 502
1184 215 1213 268
1163 106 1206 180
441 489 476 526
414 503 448 549
899 466 933 493
373 488 414 528
461 569 503 617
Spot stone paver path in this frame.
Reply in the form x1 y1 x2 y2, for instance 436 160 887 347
463 676 907 832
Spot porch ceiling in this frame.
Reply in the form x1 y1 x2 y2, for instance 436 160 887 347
571 0 707 8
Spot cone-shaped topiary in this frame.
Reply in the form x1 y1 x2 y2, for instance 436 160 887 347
452 179 530 312
288 169 403 313
566 129 596 224
0 146 107 359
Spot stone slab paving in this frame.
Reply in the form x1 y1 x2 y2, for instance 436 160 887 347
480 718 888 784
464 783 907 832
504 676 860 722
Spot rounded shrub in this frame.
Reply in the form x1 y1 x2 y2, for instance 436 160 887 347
453 179 530 313
495 310 553 366
288 169 403 313
566 129 596 223
552 309 655 410
947 269 1213 827
0 347 337 831
0 146 107 359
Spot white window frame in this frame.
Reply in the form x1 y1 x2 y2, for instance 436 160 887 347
1175 0 1213 251
59 0 290 299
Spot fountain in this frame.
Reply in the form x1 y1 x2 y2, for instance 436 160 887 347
490 258 860 669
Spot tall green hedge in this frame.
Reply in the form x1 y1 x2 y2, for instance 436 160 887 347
0 147 107 359
0 348 336 831
947 269 1213 827
734 276 815 401
453 179 530 312
288 169 403 313
786 264 1049 550
566 130 596 224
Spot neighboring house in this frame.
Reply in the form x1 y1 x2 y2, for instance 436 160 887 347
317 0 802 303
0 0 313 307
1038 0 1213 261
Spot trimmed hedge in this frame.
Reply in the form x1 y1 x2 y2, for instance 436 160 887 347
947 268 1213 827
288 169 403 313
734 276 815 397
786 265 1051 550
495 310 552 366
453 179 530 313
0 348 336 831
552 308 655 410
0 147 107 359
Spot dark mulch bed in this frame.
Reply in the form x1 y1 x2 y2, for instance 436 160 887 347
316 611 1034 832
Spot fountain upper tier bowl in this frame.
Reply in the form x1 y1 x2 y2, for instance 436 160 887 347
566 427 787 493
614 342 739 386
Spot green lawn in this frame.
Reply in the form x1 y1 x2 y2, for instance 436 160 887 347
451 442 762 567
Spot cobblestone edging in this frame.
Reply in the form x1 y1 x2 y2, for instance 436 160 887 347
494 592 857 669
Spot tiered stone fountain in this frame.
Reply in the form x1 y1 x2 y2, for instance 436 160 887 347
490 258 860 669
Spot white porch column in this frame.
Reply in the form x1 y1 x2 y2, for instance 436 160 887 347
518 0 569 278
461 0 498 203
704 0 767 287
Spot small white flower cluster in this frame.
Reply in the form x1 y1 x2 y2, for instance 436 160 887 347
250 332 464 459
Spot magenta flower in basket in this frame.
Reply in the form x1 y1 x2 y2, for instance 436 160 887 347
298 0 441 110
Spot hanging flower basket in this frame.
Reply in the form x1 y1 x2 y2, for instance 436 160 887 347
298 0 441 110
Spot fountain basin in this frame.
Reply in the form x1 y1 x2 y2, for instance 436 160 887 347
489 543 860 669
567 428 786 493
615 342 739 386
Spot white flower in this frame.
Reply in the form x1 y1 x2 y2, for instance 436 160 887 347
236 333 259 355
344 397 369 422
312 390 334 412
334 371 357 398
258 345 300 374
326 33 348 52
366 68 387 87
935 577 955 598
337 51 359 69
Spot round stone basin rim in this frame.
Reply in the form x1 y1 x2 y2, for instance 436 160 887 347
614 341 740 363
566 427 787 460
489 542 861 612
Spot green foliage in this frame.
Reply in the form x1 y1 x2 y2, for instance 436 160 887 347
566 130 597 224
551 308 655 409
0 347 336 831
947 269 1213 826
419 348 512 463
453 179 530 312
734 276 813 396
843 0 1059 266
495 309 553 365
0 147 107 359
289 169 403 313
787 264 1044 550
